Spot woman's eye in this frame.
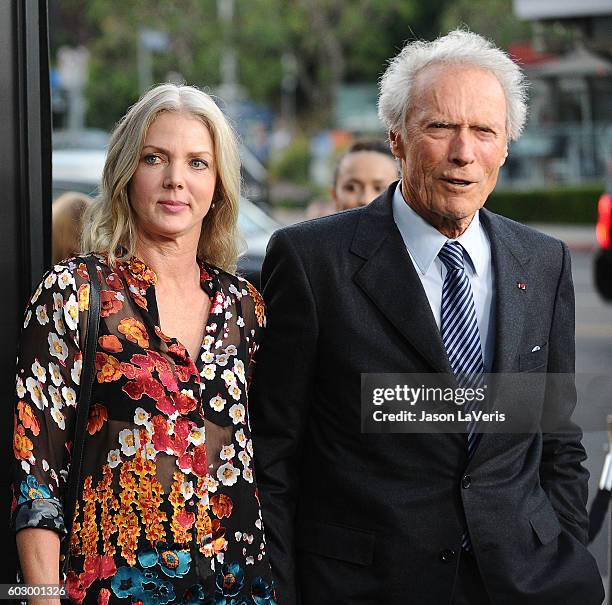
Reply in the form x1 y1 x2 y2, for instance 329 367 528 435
143 154 161 165
191 159 208 169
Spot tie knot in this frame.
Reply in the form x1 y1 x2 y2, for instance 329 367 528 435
438 241 466 272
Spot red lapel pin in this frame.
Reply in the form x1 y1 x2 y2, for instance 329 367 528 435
517 282 526 290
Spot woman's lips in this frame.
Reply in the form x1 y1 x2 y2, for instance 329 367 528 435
158 200 188 213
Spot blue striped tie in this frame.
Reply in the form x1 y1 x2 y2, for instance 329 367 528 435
438 241 484 550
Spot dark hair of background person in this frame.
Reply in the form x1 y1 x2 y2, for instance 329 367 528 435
332 139 395 187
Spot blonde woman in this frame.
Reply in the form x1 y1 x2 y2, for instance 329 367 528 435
12 84 276 605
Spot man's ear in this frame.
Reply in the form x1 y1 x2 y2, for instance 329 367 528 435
500 142 508 167
389 130 403 158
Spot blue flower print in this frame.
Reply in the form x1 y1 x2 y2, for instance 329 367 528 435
251 577 277 605
138 578 175 605
138 542 191 578
18 475 51 503
215 562 245 597
181 584 207 605
111 566 145 599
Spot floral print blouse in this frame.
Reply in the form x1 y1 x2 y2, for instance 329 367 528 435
11 253 276 605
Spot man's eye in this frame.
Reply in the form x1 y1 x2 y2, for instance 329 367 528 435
431 123 450 129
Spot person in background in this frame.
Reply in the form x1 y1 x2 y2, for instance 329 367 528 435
251 30 604 604
331 139 398 212
305 139 399 219
52 191 93 265
11 83 276 605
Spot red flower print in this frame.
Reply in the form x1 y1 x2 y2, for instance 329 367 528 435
17 401 40 436
211 494 233 519
77 283 90 311
118 318 149 348
191 444 208 477
98 589 110 605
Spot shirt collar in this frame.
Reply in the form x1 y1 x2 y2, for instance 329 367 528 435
392 184 487 276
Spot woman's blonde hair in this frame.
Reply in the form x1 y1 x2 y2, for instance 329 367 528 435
81 83 242 271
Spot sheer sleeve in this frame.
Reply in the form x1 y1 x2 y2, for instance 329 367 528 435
10 262 85 537
237 278 266 386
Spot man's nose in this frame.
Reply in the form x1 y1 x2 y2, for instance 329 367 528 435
448 129 476 166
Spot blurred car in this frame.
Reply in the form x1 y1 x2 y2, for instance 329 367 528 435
594 192 612 302
52 147 280 288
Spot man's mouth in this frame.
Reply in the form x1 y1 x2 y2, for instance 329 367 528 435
441 178 474 187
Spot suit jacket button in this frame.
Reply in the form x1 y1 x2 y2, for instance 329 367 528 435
461 474 471 489
440 548 456 562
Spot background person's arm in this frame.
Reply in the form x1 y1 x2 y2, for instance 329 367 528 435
250 229 319 605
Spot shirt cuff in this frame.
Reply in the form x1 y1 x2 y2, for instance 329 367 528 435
13 498 66 536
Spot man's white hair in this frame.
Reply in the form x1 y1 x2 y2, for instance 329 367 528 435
378 29 528 141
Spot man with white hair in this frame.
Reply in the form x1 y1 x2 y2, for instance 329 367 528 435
251 30 604 604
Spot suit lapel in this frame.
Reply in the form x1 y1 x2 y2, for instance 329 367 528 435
480 210 530 374
350 185 453 374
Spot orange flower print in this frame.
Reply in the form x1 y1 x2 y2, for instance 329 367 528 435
99 335 123 353
118 318 149 348
13 423 34 461
246 281 265 328
77 284 90 311
95 353 123 383
17 402 40 436
210 494 233 519
100 290 123 318
87 404 108 435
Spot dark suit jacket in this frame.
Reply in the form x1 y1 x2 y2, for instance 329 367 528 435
250 183 604 604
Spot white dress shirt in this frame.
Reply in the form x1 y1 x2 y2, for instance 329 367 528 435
392 185 496 372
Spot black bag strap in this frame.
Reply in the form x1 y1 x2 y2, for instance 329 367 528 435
60 255 101 575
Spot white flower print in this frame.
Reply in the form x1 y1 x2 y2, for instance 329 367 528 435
143 443 157 460
246 556 254 566
229 403 245 425
181 481 195 501
236 316 245 328
108 449 121 468
118 428 138 456
203 335 215 349
235 429 247 448
52 292 63 312
70 358 82 385
30 284 42 304
63 293 79 331
221 369 236 386
50 406 65 430
21 460 31 474
53 308 66 336
42 459 49 471
48 385 62 408
48 332 68 363
188 426 206 446
202 364 216 381
57 269 74 290
35 305 49 325
26 377 48 410
228 383 242 401
205 476 219 493
48 362 62 386
16 376 26 398
215 354 228 367
217 462 240 486
225 345 238 357
31 360 46 383
209 395 226 412
238 450 251 467
242 467 254 483
61 386 77 408
134 407 150 425
44 272 57 289
201 350 215 364
233 359 245 384
23 310 32 329
246 439 253 457
220 444 235 461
